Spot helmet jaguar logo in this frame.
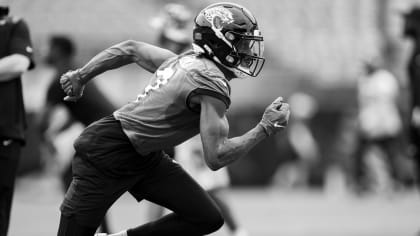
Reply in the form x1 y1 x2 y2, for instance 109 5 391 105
204 7 234 29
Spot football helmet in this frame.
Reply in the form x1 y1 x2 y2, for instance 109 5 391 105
192 2 265 77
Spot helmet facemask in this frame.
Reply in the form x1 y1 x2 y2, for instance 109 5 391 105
225 30 265 77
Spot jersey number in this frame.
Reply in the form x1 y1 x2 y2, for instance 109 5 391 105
136 66 175 101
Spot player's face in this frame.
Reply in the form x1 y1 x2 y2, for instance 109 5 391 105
234 38 265 76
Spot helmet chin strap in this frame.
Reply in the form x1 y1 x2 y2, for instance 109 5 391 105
212 55 247 79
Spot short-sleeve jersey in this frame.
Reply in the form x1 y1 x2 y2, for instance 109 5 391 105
0 17 35 141
114 52 231 155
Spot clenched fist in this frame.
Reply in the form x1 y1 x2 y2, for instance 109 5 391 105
60 69 85 102
259 97 291 136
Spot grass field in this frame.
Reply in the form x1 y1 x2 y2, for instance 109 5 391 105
8 173 420 236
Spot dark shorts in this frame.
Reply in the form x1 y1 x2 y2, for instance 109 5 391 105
60 153 183 227
60 115 167 226
59 152 222 234
72 115 161 177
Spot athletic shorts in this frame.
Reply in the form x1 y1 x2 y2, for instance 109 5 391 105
73 115 162 177
60 152 186 227
60 115 171 226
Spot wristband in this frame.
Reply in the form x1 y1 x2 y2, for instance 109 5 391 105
258 120 275 136
258 123 270 137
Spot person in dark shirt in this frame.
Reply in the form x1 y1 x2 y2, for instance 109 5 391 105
403 8 420 187
42 35 116 128
0 3 35 236
39 35 114 234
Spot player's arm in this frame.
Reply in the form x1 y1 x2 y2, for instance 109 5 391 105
78 40 176 82
60 40 176 101
199 96 290 171
0 54 31 81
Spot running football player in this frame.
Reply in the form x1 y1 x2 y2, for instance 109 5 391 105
57 2 290 236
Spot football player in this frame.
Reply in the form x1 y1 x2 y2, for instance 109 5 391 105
58 2 290 236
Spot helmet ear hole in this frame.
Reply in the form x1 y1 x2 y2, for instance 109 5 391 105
225 32 235 41
225 55 241 67
226 55 235 64
194 32 202 40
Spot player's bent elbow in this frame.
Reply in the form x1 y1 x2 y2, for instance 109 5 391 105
209 164 222 171
205 158 223 171
121 39 142 55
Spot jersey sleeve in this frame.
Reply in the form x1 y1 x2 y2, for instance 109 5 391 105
9 18 35 70
187 65 231 111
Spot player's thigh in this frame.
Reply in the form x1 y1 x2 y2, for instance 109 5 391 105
130 156 220 220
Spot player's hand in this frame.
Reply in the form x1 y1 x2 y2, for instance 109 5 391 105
60 69 85 102
259 97 291 136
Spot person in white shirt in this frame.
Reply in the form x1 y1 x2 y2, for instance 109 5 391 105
354 57 404 193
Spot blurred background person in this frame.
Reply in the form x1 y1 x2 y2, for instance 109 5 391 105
0 1 35 236
38 35 114 234
403 7 420 188
353 56 405 194
272 92 321 189
149 3 193 54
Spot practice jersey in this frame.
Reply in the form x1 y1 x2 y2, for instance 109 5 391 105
114 52 231 155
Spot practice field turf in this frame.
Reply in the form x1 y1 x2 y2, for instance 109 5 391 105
8 173 420 236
